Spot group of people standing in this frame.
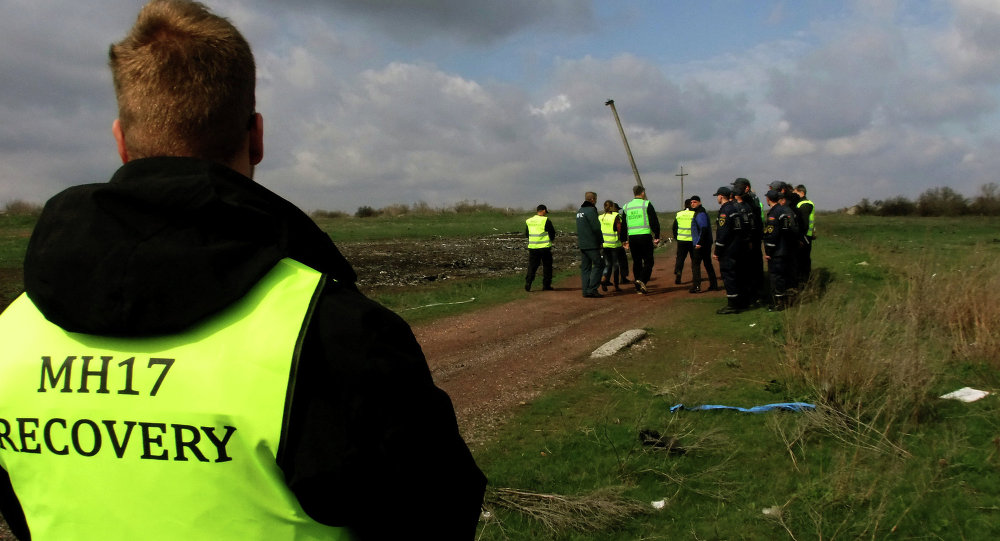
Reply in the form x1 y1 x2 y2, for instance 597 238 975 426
703 178 815 313
525 178 816 314
525 185 663 297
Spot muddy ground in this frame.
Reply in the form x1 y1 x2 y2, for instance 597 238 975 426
338 232 580 289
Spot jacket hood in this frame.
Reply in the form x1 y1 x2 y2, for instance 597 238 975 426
24 157 357 336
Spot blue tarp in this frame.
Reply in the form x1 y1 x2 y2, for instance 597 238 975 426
670 402 816 413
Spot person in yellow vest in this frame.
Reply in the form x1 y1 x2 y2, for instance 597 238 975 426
598 200 624 292
0 2 486 539
620 185 661 294
612 202 632 285
672 199 696 285
794 184 816 282
524 204 555 291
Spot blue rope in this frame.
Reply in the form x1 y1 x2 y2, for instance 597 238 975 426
670 402 815 413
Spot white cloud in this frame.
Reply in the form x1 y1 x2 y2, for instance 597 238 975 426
774 137 817 157
530 94 572 116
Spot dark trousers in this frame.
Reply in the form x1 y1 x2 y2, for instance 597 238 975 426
580 249 603 296
692 244 718 288
768 255 791 298
718 249 744 302
629 235 655 286
674 241 694 277
525 248 552 289
601 247 620 285
744 238 765 301
615 246 630 280
797 238 813 282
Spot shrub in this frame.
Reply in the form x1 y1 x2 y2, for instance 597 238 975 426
379 203 410 217
453 200 494 214
355 205 378 218
3 200 42 216
310 209 348 219
876 196 916 216
969 182 1000 215
916 186 967 216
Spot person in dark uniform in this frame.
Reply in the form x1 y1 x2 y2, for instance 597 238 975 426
732 177 764 305
713 186 750 314
524 204 556 291
770 181 803 284
576 191 605 298
0 2 486 539
689 195 719 293
763 189 800 311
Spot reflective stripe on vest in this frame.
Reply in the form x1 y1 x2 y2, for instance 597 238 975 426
0 258 352 541
598 212 621 248
623 198 651 236
525 215 551 249
675 209 694 242
797 199 816 236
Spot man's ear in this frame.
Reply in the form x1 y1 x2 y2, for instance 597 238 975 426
249 112 263 165
112 119 129 163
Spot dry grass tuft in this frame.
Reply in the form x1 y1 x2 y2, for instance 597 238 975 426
482 486 648 534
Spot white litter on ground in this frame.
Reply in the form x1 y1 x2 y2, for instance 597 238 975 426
651 500 666 510
939 387 989 402
590 329 648 358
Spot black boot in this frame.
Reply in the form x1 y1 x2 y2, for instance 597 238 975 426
716 297 742 315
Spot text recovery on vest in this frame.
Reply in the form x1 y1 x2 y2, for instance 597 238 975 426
0 355 237 462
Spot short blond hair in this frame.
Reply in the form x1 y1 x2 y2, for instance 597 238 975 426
109 0 255 162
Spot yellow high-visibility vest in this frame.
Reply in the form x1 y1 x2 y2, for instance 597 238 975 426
674 209 694 242
0 258 352 541
623 198 651 236
598 212 621 248
526 215 552 249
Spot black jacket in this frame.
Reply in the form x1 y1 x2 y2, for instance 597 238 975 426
2 157 486 540
714 200 749 257
763 203 799 258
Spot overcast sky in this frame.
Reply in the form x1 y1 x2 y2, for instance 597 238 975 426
2 0 1000 212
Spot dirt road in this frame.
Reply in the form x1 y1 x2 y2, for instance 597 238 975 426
413 246 721 445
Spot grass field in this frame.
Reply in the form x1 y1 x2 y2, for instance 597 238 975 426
3 212 1000 539
474 214 1000 539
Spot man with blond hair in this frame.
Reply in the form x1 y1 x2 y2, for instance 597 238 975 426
0 1 485 539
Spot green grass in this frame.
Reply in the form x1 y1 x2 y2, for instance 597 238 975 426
0 215 34 268
473 213 1000 539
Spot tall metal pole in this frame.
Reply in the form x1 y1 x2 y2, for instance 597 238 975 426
676 166 689 207
604 99 642 188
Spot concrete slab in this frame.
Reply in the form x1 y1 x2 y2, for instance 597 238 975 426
590 329 648 358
